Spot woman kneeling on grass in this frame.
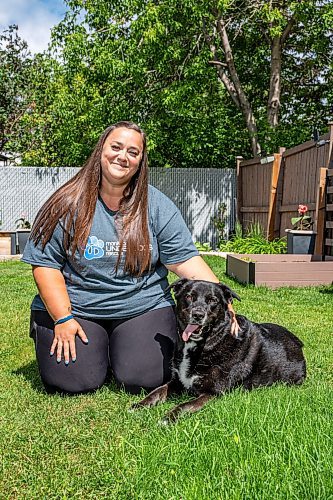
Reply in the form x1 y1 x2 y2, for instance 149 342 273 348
22 121 238 395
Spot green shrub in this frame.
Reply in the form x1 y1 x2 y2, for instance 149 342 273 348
211 202 227 244
195 241 213 252
219 222 287 254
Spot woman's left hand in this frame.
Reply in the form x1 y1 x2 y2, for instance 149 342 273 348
228 303 240 337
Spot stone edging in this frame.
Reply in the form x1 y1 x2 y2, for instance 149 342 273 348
199 251 228 258
0 254 22 262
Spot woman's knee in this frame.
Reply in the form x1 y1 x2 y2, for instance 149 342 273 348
39 352 109 394
31 312 110 394
109 307 177 394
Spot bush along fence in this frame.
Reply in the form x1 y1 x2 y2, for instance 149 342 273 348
236 121 333 257
0 166 236 254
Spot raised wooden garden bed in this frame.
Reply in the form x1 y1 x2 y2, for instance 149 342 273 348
0 230 31 255
0 231 16 255
226 254 333 288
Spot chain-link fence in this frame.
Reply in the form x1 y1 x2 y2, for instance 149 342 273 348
0 166 236 248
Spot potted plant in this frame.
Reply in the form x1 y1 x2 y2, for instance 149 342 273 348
285 204 316 254
15 213 31 254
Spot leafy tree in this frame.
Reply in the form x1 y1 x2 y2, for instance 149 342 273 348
124 0 332 156
18 1 250 167
15 0 333 167
0 25 33 156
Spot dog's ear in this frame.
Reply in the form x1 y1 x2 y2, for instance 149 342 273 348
166 278 189 297
218 283 241 303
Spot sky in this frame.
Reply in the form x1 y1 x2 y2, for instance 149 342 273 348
0 0 68 54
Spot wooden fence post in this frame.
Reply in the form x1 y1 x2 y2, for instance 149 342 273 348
267 150 284 240
236 156 243 226
327 121 333 169
323 122 333 258
314 167 328 255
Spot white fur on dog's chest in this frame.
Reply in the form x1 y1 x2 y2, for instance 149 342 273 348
174 342 200 390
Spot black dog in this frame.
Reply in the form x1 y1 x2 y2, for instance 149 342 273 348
132 279 306 422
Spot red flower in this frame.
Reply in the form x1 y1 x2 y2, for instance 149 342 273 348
298 204 308 215
292 204 312 230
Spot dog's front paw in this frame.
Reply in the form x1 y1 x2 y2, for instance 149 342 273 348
129 399 151 412
128 402 142 412
129 384 170 413
158 417 171 426
160 408 180 425
158 414 176 426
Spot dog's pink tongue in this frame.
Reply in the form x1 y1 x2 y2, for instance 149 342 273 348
182 324 199 342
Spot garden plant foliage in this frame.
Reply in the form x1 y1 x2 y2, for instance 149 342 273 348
219 222 287 254
0 258 332 498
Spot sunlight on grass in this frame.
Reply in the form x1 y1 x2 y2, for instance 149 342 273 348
0 259 332 498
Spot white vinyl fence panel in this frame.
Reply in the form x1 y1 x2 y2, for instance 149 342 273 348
0 167 236 248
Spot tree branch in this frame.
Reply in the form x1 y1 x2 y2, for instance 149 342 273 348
208 60 227 67
267 36 282 127
214 14 261 156
268 15 297 127
281 16 297 44
202 20 242 109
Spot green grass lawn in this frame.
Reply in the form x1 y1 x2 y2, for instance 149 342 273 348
0 257 332 499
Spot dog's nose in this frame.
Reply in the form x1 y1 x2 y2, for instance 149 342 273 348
192 310 205 322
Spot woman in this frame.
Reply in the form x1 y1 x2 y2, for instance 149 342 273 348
23 121 237 395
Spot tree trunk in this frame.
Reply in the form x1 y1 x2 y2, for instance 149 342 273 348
267 17 296 127
267 36 282 127
214 15 261 156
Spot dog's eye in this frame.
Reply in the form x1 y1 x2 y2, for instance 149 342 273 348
207 297 218 305
185 294 193 302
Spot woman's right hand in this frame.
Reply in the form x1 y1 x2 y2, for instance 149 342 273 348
50 319 89 364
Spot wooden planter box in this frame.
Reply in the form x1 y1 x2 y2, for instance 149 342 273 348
0 230 31 255
226 254 333 288
0 231 16 255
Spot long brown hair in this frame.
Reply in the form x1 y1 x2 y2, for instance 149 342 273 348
30 121 151 276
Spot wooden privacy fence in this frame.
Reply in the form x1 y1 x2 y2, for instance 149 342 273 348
237 122 333 255
325 141 333 258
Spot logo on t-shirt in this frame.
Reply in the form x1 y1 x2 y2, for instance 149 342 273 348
83 236 152 260
84 236 105 260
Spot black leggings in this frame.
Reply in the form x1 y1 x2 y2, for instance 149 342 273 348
30 307 178 395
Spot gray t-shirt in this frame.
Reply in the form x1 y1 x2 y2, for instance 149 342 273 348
22 185 199 319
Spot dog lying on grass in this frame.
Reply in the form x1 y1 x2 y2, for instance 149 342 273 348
131 279 306 423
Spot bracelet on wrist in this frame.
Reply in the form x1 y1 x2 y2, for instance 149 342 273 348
54 314 74 326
